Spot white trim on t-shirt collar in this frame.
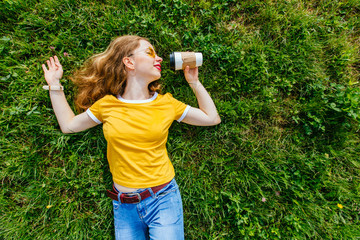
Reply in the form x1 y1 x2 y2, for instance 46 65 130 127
117 92 158 103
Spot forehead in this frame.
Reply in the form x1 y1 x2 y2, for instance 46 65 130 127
138 40 154 50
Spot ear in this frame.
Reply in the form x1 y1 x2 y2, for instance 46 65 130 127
123 57 135 70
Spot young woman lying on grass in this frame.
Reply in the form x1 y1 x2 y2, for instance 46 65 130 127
42 35 220 240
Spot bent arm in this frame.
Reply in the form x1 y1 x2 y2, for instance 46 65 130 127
49 90 98 133
181 66 221 126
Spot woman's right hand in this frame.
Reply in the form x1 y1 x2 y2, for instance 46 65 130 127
42 56 63 86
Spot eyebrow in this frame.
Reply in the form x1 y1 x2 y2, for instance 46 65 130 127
146 46 156 52
127 46 156 57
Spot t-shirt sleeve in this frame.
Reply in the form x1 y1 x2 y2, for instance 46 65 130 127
86 97 105 124
166 93 191 122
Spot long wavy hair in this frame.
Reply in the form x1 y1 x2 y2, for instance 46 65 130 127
71 35 162 111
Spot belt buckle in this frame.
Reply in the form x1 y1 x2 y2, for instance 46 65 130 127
126 192 141 204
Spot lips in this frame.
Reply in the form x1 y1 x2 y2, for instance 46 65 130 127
154 64 161 71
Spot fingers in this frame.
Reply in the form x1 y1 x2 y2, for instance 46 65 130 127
54 55 62 67
184 66 198 72
183 66 190 78
46 57 53 70
46 60 51 70
45 56 61 70
184 66 198 76
50 56 55 68
42 64 48 72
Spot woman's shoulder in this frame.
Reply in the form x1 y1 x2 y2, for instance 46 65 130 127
156 92 175 102
91 94 117 106
158 92 174 99
156 92 186 106
98 94 117 101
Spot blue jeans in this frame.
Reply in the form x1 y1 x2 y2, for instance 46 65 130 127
112 178 184 240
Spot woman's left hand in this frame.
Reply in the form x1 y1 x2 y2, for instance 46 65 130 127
183 66 199 84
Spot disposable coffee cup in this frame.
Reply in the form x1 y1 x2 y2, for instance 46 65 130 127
170 52 203 70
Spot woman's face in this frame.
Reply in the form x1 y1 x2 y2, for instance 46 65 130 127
130 40 163 82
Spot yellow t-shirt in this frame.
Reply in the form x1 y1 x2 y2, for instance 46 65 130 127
86 92 190 188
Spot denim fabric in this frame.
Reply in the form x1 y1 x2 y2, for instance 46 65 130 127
112 178 184 240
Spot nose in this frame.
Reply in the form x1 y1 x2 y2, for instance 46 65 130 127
156 55 163 63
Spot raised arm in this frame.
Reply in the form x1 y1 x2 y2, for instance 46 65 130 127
42 56 98 133
181 66 221 126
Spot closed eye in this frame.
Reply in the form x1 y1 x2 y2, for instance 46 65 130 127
147 47 156 58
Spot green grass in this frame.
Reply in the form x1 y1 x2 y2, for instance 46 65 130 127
1 0 359 239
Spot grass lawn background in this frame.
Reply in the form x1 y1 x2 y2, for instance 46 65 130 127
1 0 359 239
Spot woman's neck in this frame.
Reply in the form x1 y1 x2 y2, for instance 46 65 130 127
122 76 152 100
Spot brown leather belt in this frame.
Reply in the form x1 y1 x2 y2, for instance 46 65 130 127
106 181 171 204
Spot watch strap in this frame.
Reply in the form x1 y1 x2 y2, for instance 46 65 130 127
43 85 64 91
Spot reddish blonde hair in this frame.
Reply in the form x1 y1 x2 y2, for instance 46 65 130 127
71 35 161 111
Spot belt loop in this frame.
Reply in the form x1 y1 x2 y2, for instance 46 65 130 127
148 187 155 198
117 191 123 204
